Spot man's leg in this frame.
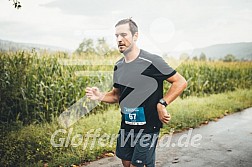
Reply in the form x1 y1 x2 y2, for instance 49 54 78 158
131 132 159 167
116 130 159 167
116 130 134 166
122 160 131 167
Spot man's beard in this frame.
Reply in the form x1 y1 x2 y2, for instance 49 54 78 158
119 43 133 55
122 46 131 55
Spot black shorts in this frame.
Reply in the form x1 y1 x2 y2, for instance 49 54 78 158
116 129 159 167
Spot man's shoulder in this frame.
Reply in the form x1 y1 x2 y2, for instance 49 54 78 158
139 49 163 62
115 57 124 66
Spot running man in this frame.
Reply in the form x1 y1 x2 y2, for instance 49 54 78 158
85 18 187 167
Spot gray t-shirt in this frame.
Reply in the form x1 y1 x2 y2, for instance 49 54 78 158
113 49 176 133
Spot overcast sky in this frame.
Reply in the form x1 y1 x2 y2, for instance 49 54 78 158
0 0 252 54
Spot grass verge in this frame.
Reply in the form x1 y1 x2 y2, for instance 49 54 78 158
1 89 252 166
161 88 252 134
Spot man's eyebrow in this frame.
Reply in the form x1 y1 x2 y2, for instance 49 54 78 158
115 33 127 36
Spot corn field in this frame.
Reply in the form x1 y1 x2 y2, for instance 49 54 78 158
175 61 252 97
0 51 251 124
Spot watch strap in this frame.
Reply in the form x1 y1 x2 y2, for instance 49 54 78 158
158 98 168 107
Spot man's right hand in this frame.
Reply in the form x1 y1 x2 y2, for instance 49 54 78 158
85 87 103 101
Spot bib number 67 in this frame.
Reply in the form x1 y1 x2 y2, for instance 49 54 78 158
129 113 136 120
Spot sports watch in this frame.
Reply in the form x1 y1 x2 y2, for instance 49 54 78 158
158 98 168 107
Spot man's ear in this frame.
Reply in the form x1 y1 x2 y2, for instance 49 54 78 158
133 32 138 42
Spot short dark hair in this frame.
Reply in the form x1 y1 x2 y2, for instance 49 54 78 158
115 18 138 36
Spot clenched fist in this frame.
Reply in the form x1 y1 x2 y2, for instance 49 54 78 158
157 103 171 124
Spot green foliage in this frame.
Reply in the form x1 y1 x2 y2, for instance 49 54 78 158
192 56 198 61
0 106 120 166
75 38 95 55
174 61 252 97
0 51 112 125
75 38 117 56
0 123 55 166
1 51 251 125
223 54 236 62
1 51 252 125
199 52 207 61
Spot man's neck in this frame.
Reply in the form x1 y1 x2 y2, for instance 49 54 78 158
123 46 140 63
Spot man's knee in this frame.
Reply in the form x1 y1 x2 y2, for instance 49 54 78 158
122 159 131 167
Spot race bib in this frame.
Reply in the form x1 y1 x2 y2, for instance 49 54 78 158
124 107 146 125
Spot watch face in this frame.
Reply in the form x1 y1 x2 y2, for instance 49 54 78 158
159 99 165 103
159 99 167 106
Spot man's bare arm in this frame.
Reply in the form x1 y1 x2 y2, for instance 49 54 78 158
157 72 187 124
163 72 187 104
85 87 120 104
99 87 120 103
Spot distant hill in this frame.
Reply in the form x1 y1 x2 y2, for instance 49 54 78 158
191 42 252 60
0 39 71 52
1 39 251 60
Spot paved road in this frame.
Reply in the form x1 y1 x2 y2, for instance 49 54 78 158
84 108 252 167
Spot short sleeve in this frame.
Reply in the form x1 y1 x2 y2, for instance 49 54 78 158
113 65 120 88
150 55 176 81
